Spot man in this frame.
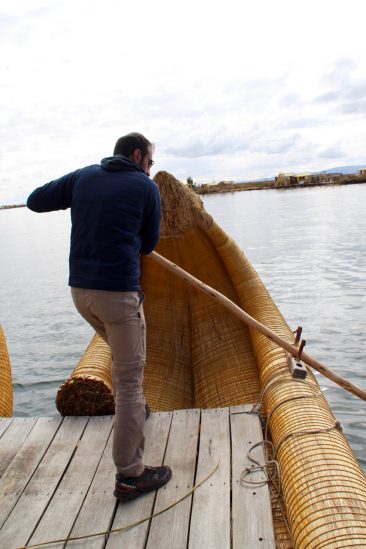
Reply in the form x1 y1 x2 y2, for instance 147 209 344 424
27 132 172 502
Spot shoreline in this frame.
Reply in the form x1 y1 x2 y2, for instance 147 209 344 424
196 175 366 195
1 177 366 208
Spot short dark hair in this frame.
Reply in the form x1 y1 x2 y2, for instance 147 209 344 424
113 132 152 158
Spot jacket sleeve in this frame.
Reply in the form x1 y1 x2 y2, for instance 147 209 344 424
140 181 162 255
27 171 78 212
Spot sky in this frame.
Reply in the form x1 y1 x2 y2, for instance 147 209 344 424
1 0 366 203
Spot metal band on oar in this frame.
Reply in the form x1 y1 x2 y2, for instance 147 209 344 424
149 251 366 401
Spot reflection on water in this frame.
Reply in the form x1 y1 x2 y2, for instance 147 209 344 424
1 184 365 471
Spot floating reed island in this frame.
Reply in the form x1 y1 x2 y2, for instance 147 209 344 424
195 171 366 195
54 171 366 548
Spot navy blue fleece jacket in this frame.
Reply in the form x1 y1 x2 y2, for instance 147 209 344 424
27 155 161 291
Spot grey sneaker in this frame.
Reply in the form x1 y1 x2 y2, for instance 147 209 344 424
114 465 172 502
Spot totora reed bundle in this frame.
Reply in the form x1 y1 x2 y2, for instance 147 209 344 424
0 325 13 417
56 333 114 415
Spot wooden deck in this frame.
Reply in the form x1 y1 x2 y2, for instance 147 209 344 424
0 405 275 549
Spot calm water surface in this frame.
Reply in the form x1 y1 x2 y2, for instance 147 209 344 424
1 184 365 471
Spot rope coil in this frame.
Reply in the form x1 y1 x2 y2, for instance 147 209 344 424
242 377 344 547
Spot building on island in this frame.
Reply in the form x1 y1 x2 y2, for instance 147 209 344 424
275 171 347 186
318 173 343 184
275 172 315 186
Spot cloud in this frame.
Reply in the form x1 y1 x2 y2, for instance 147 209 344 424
318 144 345 159
165 130 251 158
316 83 366 107
250 135 301 155
278 118 321 130
0 13 18 35
316 91 341 103
323 58 358 86
338 101 366 114
278 93 302 107
314 58 366 118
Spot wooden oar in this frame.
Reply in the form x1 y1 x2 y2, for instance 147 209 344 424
0 204 26 210
149 251 366 401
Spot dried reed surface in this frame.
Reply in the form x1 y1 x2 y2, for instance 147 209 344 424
155 171 213 238
0 325 13 417
56 171 366 546
141 171 263 410
56 334 114 416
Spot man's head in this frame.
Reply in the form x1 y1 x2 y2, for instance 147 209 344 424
114 132 154 176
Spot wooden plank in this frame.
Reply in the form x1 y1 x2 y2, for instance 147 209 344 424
146 409 200 549
0 416 88 549
28 415 113 549
0 417 62 530
106 411 173 549
66 421 116 549
0 418 37 478
188 407 231 549
0 418 13 439
230 405 275 548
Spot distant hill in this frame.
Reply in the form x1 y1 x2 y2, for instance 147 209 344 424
320 164 366 174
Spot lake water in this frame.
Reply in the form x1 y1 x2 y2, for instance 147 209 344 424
1 183 365 471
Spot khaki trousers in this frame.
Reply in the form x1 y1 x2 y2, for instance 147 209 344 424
71 288 146 477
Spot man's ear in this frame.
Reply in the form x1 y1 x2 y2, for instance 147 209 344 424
131 149 142 164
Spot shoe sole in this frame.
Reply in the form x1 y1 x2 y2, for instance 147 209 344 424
113 488 142 502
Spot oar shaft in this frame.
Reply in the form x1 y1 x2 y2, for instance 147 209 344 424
0 204 26 210
149 251 366 401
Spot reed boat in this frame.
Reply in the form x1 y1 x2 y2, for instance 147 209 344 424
1 172 366 548
0 325 12 418
53 172 366 547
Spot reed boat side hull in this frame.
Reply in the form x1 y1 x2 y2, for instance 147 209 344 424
0 326 12 417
